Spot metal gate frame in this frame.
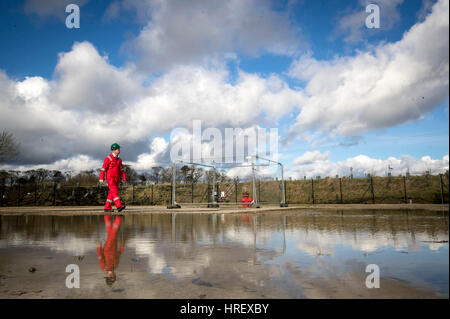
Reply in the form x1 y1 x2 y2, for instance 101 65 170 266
168 156 287 208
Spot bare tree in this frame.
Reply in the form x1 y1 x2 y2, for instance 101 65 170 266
180 165 190 183
65 170 97 186
0 131 20 163
160 167 173 183
138 173 148 185
123 165 139 184
24 168 52 183
149 167 163 184
188 166 204 183
205 169 222 183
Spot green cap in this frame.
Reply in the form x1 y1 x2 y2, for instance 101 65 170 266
111 143 121 151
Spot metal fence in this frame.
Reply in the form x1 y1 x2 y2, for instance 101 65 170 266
285 173 449 204
0 182 171 207
0 173 448 207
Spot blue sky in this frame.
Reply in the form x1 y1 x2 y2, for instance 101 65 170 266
0 0 448 177
0 1 428 78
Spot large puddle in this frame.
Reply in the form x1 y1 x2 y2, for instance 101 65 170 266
0 210 448 298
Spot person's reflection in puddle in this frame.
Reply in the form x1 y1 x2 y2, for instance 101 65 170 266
97 215 124 286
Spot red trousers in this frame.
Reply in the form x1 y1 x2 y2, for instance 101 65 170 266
104 178 123 210
97 215 123 271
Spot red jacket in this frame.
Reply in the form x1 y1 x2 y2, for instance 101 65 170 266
97 239 124 271
100 153 126 182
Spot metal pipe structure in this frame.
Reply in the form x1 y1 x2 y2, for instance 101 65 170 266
167 163 181 209
178 161 270 168
210 166 219 208
176 160 220 207
174 159 285 207
254 155 288 207
251 160 260 208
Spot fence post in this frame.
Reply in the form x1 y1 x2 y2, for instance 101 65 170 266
0 179 4 206
53 182 56 206
439 174 444 204
170 182 173 205
96 184 100 205
311 178 315 204
258 180 261 203
169 164 180 208
17 183 20 207
370 176 375 204
217 182 220 203
284 180 287 204
403 176 407 204
77 182 81 206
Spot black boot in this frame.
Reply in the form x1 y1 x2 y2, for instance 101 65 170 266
117 205 126 213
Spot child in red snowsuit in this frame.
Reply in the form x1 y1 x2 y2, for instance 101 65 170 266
99 143 126 212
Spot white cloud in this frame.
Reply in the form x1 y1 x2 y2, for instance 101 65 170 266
294 227 447 256
127 237 212 278
131 137 169 170
0 154 100 173
123 66 303 142
0 136 170 173
119 0 302 71
15 76 50 100
2 232 98 255
288 153 449 178
52 42 146 114
287 0 449 144
0 41 301 166
292 150 330 165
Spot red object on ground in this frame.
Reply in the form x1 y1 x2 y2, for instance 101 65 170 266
97 215 124 272
100 153 126 210
241 195 253 208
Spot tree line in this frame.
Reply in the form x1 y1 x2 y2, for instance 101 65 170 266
0 165 234 187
